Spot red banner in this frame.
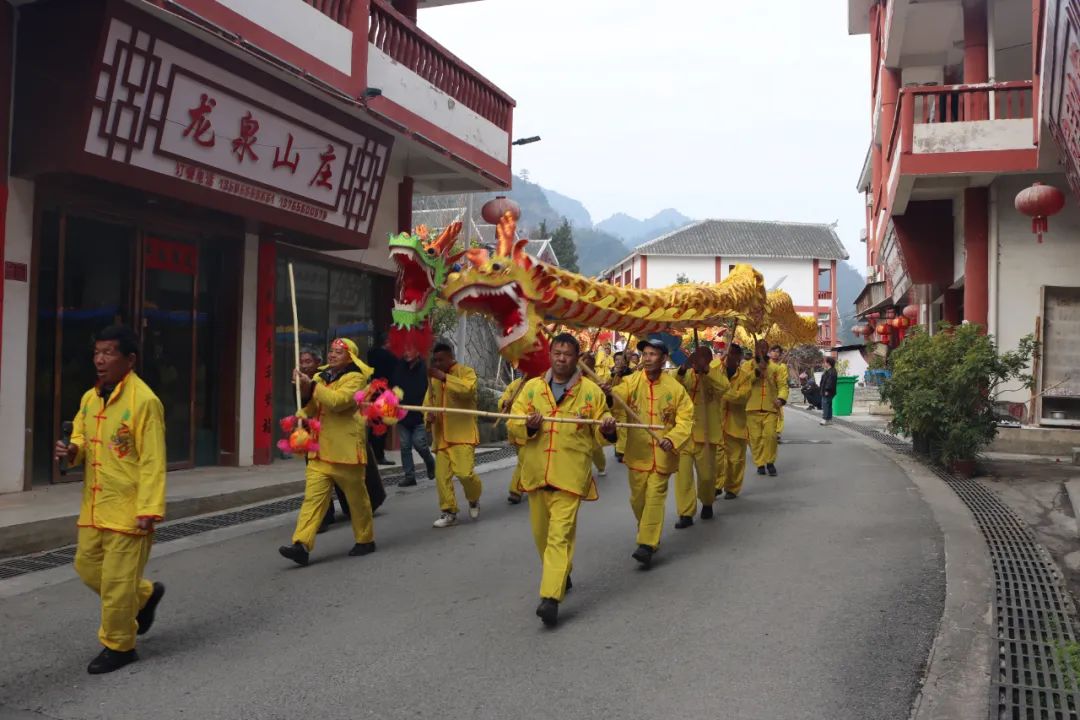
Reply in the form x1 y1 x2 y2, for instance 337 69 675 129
253 239 276 465
145 236 197 275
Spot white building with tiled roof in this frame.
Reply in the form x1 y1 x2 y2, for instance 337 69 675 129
601 219 849 347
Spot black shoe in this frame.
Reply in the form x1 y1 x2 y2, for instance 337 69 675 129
767 463 777 477
377 458 395 466
536 598 559 627
87 647 138 675
756 466 766 475
701 505 714 520
278 542 309 566
715 488 722 498
424 464 436 478
565 574 573 592
674 515 694 529
348 542 376 556
136 582 165 636
632 544 654 568
507 492 522 505
724 491 738 500
615 453 624 463
398 478 417 487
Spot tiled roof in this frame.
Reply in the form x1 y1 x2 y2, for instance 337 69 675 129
633 219 849 261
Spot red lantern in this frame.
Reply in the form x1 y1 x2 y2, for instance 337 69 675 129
481 196 522 224
1015 182 1066 243
902 304 919 323
891 316 910 330
876 322 891 337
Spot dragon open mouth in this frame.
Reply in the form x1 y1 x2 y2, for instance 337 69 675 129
390 246 435 314
450 283 530 350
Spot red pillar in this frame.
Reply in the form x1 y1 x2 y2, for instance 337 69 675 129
830 259 838 344
963 187 989 328
639 255 648 288
963 0 990 119
397 176 413 233
253 239 277 465
943 289 964 325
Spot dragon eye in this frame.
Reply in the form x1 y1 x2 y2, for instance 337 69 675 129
492 263 502 271
451 263 462 273
426 248 436 255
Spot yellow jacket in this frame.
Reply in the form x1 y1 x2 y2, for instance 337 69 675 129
500 377 526 447
70 372 166 535
508 372 613 499
717 361 754 440
300 367 369 465
424 363 479 450
678 364 729 446
742 359 790 413
594 349 614 384
611 370 694 475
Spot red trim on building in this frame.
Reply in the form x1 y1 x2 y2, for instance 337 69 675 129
811 258 820 315
963 187 989 327
253 239 277 465
830 259 838 344
639 255 648 288
901 149 1038 175
714 256 722 282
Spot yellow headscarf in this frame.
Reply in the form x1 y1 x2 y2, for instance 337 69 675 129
330 337 374 382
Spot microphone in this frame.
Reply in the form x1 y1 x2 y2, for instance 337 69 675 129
59 421 74 476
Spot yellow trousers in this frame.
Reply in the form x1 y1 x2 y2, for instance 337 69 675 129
436 445 482 514
292 459 374 551
528 488 581 602
593 446 606 473
74 527 155 652
616 428 626 457
776 406 785 436
676 443 715 517
714 442 728 492
627 470 670 550
747 411 779 467
722 434 749 497
509 447 523 496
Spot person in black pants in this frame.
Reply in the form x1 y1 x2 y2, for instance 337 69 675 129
819 358 838 426
391 348 436 487
367 332 397 466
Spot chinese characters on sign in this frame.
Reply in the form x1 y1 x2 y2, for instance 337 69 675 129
183 93 216 147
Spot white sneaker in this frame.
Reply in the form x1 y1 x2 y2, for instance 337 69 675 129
433 512 457 528
819 420 830 426
468 503 480 520
599 468 607 477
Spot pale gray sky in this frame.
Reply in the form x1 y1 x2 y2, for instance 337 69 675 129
421 0 871 265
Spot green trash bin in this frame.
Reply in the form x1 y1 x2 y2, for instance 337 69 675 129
833 376 857 416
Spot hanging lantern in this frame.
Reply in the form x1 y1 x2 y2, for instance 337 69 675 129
481 196 522 224
876 322 891 337
1015 182 1066 243
891 316 910 330
902 304 919 323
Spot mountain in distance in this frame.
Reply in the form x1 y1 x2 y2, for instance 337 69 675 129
834 260 866 346
597 208 695 247
540 187 592 228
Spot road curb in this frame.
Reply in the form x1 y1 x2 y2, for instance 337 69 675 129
827 419 993 720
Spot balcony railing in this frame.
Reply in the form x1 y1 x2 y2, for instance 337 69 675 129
909 81 1034 125
817 290 833 301
368 0 514 131
303 0 353 25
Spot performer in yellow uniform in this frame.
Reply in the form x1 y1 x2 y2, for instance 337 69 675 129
424 341 482 527
509 333 617 627
610 352 631 462
611 338 694 568
500 374 526 504
581 352 608 476
743 339 789 477
280 337 377 566
55 326 167 675
720 343 755 498
674 346 728 527
594 343 615 385
770 345 788 441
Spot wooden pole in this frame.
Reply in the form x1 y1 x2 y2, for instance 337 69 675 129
393 404 664 430
287 262 302 414
1029 315 1042 424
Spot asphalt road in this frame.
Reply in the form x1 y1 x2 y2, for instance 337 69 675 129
0 411 945 720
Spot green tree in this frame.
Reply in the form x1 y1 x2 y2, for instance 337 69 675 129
550 218 579 272
675 273 690 284
536 219 549 240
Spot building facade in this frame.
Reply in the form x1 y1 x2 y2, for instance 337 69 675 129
600 219 848 348
0 0 515 493
848 0 1080 426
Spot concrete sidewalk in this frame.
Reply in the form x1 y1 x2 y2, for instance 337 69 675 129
0 446 508 559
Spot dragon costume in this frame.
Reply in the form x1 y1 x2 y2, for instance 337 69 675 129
386 221 464 358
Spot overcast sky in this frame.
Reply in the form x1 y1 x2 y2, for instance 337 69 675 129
420 0 871 265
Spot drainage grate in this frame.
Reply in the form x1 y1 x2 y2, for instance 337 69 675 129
0 445 518 582
833 417 1080 718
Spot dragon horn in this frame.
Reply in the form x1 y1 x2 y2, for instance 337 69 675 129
495 211 516 257
432 221 463 253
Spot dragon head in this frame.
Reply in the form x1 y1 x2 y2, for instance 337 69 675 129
388 221 463 357
442 212 552 376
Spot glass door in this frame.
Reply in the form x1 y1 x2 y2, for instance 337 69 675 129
141 236 197 468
